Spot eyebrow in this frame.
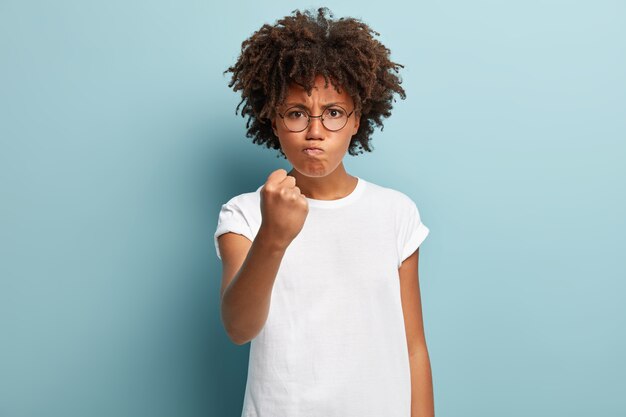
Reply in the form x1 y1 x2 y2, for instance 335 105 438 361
283 102 348 109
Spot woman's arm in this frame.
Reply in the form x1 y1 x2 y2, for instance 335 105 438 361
399 247 435 417
218 226 288 345
218 169 309 345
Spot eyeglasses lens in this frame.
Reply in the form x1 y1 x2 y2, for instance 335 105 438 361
283 107 348 132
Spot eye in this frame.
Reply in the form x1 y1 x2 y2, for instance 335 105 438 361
286 110 306 119
325 108 345 118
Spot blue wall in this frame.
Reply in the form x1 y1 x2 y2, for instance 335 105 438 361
1 1 624 416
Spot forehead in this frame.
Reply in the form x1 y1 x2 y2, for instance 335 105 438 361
283 75 352 104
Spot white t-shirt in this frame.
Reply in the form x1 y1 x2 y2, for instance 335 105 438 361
214 176 430 417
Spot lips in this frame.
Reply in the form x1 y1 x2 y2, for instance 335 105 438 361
303 147 324 156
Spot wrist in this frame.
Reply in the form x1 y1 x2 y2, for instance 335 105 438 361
255 225 290 254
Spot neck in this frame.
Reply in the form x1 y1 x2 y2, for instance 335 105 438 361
287 165 357 200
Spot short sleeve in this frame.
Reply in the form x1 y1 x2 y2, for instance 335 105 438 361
397 198 430 268
214 200 254 260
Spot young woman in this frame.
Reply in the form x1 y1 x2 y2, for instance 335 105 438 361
215 7 434 417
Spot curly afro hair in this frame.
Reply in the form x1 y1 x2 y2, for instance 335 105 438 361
224 7 406 158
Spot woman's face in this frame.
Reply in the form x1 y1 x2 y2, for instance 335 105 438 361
271 74 360 178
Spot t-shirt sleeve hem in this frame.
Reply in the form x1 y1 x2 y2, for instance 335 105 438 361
398 222 430 268
214 201 255 260
214 228 254 260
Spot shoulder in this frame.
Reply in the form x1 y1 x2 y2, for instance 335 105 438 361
361 179 426 236
221 184 263 212
361 178 419 211
217 184 264 234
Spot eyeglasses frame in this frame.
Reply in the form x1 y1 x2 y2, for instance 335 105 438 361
276 105 356 132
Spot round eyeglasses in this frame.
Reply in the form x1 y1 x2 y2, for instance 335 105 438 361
277 105 355 132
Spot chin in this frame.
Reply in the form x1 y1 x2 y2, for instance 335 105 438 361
291 163 338 178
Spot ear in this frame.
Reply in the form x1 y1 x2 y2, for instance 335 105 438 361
352 112 360 136
271 117 279 137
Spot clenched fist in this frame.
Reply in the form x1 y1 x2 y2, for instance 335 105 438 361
259 169 309 248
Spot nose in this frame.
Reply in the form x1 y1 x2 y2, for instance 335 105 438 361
307 115 324 135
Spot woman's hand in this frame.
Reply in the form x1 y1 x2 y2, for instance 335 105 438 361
259 168 309 249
